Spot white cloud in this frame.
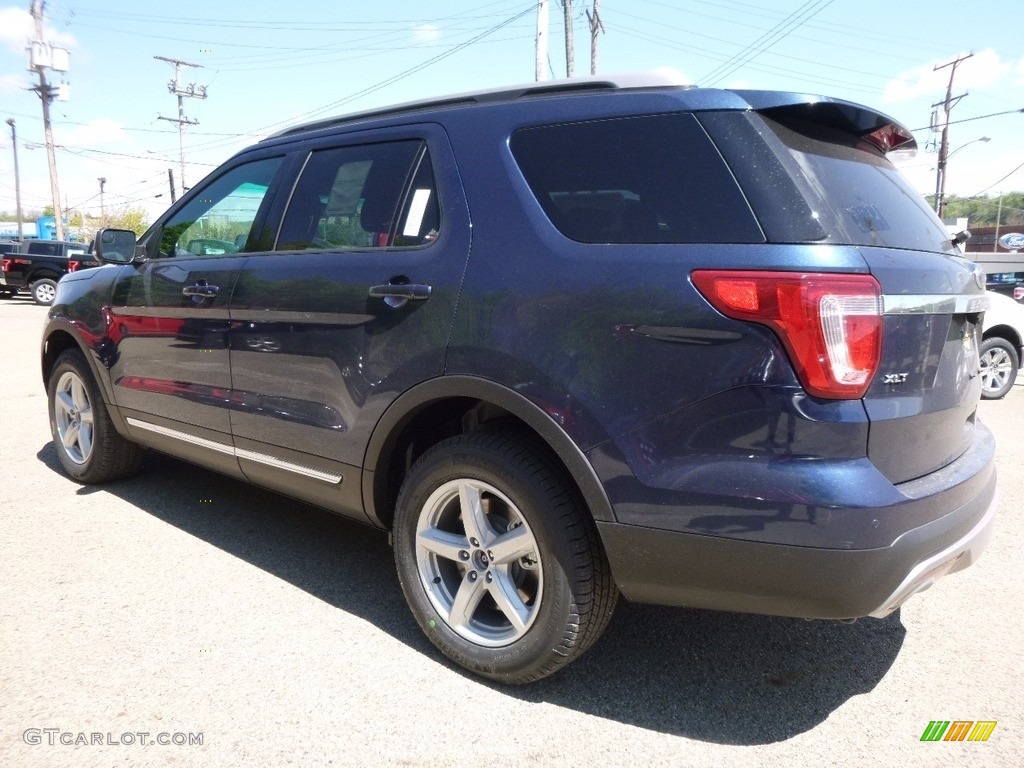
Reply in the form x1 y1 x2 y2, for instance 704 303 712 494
651 66 693 86
882 49 1012 103
412 24 441 45
0 72 27 94
55 119 130 148
0 6 76 54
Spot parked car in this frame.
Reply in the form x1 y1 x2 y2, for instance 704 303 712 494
0 240 20 298
981 290 1024 398
2 239 97 304
42 74 997 684
985 271 1024 303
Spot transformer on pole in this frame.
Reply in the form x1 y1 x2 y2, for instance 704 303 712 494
155 56 207 197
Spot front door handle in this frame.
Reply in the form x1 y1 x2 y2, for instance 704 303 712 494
182 281 220 299
368 282 432 309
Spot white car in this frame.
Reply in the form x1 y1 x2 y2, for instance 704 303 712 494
981 291 1024 399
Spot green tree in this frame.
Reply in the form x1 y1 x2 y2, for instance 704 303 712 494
104 207 151 237
930 193 1024 226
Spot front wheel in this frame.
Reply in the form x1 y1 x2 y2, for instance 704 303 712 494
31 278 58 306
979 337 1018 400
393 431 617 684
47 349 144 483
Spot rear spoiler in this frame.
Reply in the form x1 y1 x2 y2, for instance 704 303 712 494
729 90 916 153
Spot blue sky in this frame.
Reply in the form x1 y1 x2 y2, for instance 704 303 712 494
1 0 1023 224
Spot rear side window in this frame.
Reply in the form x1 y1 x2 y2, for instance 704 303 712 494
276 141 439 251
28 242 60 256
510 114 763 244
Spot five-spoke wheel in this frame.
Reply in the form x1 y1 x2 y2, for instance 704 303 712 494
415 478 543 646
394 431 617 684
47 349 143 483
53 369 95 465
979 337 1018 400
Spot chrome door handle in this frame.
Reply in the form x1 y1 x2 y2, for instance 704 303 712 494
368 282 432 309
368 284 432 301
182 282 220 299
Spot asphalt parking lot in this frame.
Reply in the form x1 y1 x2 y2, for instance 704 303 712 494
1 294 1021 768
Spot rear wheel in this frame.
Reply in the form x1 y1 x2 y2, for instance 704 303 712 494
979 336 1018 400
393 431 617 684
47 349 143 483
31 278 58 306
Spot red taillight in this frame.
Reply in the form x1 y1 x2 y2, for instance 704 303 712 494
1 258 10 273
864 123 915 153
692 270 882 399
68 259 80 272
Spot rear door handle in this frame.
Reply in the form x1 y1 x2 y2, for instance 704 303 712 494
182 281 220 299
368 283 432 301
368 282 432 309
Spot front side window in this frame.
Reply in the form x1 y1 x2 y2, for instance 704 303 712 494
150 156 283 259
276 140 439 251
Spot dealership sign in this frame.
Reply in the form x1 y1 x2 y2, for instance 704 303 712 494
999 232 1024 250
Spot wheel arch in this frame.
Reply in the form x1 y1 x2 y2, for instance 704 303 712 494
982 325 1023 357
362 376 616 530
28 270 63 285
42 323 128 435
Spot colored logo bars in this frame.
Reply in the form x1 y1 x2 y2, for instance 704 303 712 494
921 721 997 742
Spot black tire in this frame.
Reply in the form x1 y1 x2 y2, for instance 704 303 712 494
393 431 618 684
979 336 1018 400
47 349 144 483
31 278 58 306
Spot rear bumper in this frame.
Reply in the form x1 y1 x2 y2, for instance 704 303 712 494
596 425 998 620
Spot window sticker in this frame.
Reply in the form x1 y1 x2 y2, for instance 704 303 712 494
403 188 432 237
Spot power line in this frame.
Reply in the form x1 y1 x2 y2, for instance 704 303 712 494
699 0 834 86
174 5 537 158
969 161 1024 198
911 107 1024 132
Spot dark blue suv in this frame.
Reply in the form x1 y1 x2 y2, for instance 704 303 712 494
42 75 997 683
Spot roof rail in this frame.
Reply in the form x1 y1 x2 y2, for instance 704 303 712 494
265 70 691 141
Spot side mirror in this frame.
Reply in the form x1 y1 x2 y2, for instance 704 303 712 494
93 228 138 264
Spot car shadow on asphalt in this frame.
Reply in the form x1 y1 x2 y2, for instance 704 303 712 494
36 442 905 745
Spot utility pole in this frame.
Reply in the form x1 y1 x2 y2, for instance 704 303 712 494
562 0 575 77
535 0 549 81
931 53 973 220
586 0 604 76
993 192 1003 253
29 0 69 241
155 56 206 197
97 177 106 223
5 119 24 239
167 168 177 203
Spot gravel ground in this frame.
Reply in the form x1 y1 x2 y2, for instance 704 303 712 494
1 294 1021 767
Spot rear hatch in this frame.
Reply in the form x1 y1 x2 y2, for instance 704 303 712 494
701 96 986 484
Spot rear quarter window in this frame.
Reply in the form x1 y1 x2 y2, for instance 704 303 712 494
510 113 764 244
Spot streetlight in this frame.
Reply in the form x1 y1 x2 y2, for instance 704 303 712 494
935 136 991 219
5 118 24 240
